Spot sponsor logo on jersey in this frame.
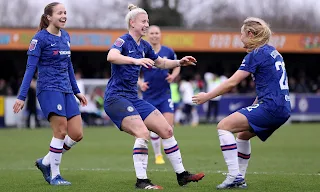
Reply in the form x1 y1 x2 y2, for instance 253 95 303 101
52 50 71 56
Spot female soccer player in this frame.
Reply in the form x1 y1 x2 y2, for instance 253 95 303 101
13 2 87 186
105 4 204 190
192 17 291 189
138 25 180 165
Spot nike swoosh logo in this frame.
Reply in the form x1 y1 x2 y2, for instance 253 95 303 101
129 50 134 53
51 43 56 46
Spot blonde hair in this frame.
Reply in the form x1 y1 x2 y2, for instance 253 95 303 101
242 17 272 52
125 4 148 30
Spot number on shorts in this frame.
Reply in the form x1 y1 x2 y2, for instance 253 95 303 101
168 99 174 110
275 61 289 90
246 104 259 112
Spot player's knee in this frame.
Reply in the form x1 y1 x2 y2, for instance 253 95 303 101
217 120 227 130
159 126 173 139
237 131 253 140
71 132 83 142
139 129 150 140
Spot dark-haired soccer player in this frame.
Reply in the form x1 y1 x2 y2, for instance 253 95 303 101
13 2 87 186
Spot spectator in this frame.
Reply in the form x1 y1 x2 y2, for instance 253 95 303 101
26 77 40 128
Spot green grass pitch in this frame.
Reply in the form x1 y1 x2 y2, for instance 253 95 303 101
0 123 319 191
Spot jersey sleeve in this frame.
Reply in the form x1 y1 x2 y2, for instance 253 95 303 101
238 53 258 73
68 60 80 94
111 37 126 53
145 42 159 60
27 33 42 57
65 31 71 46
17 56 38 101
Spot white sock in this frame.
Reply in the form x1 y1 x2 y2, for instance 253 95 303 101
42 152 50 166
162 136 185 174
62 135 77 154
42 135 77 166
150 131 162 157
218 129 239 177
236 138 251 178
133 138 148 179
49 137 64 179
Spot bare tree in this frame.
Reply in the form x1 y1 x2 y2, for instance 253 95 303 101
178 0 320 32
0 0 319 32
0 0 10 26
138 0 182 27
0 0 38 27
245 0 319 32
68 0 139 29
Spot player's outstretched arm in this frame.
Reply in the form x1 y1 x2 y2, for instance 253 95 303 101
154 56 196 69
107 49 154 68
192 70 250 105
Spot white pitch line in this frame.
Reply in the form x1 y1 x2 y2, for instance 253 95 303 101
0 167 319 176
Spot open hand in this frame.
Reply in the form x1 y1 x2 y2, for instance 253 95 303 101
165 73 176 83
179 56 197 66
140 82 149 91
192 92 209 105
134 58 155 68
13 99 25 114
76 93 88 106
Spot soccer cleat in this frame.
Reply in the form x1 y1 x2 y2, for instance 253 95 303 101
216 174 246 189
155 155 165 165
50 175 71 186
176 171 205 186
35 158 51 184
238 181 248 189
135 179 163 189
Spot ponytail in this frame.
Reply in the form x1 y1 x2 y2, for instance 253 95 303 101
38 14 49 31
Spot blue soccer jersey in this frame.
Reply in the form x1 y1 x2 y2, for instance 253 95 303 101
17 29 80 120
140 46 177 105
28 29 77 94
105 34 159 100
238 44 291 117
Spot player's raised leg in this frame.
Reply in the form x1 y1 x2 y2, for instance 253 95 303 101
63 92 84 153
144 109 205 186
64 114 83 153
41 114 83 165
150 111 174 165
